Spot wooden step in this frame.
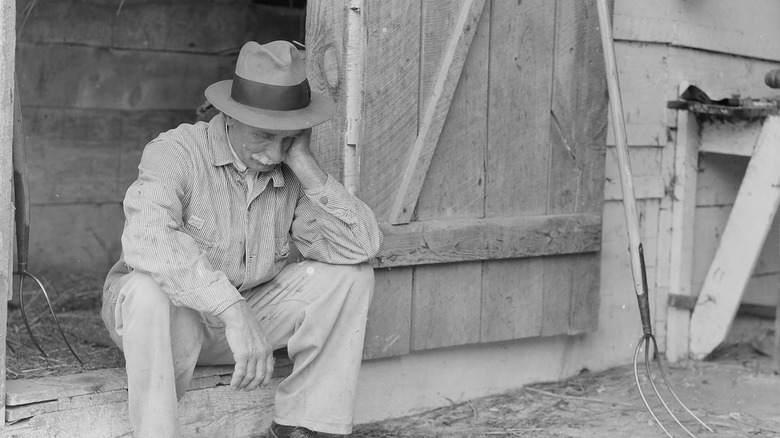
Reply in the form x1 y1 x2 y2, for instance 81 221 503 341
3 358 293 437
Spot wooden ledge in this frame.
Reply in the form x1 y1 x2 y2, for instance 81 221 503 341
4 357 293 436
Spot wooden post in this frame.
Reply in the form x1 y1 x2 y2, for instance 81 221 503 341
665 83 700 362
343 0 365 195
0 0 16 425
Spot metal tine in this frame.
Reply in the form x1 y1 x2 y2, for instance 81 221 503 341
634 336 673 438
17 273 48 358
643 335 696 438
649 335 714 433
25 271 84 365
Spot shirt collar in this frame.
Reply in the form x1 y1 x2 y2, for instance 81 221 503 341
207 113 286 187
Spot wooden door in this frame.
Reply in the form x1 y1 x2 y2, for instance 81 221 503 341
307 0 607 358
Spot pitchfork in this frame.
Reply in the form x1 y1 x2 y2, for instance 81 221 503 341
12 80 83 365
595 2 712 436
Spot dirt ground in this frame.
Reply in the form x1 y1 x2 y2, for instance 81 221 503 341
6 277 780 437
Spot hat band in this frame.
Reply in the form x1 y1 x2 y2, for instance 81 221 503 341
231 75 312 111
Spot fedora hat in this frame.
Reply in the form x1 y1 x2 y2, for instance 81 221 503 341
205 41 335 131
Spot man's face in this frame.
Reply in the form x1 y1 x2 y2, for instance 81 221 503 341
226 117 304 173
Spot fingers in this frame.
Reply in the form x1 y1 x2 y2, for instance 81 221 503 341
263 353 275 387
230 357 248 390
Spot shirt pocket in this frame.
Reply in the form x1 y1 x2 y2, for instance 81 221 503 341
274 235 290 261
183 214 217 249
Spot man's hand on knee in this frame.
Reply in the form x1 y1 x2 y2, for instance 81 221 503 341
217 300 275 391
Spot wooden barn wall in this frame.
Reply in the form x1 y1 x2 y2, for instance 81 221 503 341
307 0 607 359
14 0 305 283
610 0 780 350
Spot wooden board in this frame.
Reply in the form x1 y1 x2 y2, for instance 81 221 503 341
16 42 235 110
606 42 780 148
699 119 763 157
374 214 602 268
481 257 544 342
305 0 347 181
412 261 482 350
613 0 780 63
414 0 489 223
543 0 606 336
0 0 16 423
689 116 780 359
358 0 421 219
479 0 555 344
387 0 486 223
362 268 412 359
17 0 304 54
665 104 699 362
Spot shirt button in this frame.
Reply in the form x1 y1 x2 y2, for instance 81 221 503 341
319 196 328 205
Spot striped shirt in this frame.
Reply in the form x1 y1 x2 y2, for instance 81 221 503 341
105 113 383 315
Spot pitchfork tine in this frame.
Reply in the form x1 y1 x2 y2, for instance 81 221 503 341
28 271 84 364
17 273 48 358
644 336 696 438
650 336 714 433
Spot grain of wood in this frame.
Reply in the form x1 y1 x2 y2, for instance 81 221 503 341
387 0 486 224
0 0 16 425
362 268 412 359
613 0 780 63
306 0 347 181
414 0 488 222
480 0 556 344
664 88 699 362
374 214 602 268
359 0 420 219
412 262 482 350
544 0 607 336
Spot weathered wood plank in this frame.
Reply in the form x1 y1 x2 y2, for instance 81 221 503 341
0 0 16 424
694 153 749 207
543 0 606 337
481 258 544 342
690 116 780 359
608 42 780 148
414 0 489 222
665 104 700 362
480 0 556 344
613 0 780 63
4 378 284 438
388 0 486 224
16 42 234 110
17 0 304 54
486 0 554 218
305 0 347 181
373 213 602 268
412 261 482 350
362 268 412 359
699 118 763 157
359 0 420 219
568 253 602 333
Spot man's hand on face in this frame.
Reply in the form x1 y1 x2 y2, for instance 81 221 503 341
283 128 313 166
218 300 275 391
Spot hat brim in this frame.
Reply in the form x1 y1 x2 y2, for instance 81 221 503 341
205 80 336 131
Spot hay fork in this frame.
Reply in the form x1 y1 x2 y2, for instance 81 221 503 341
12 80 82 365
595 2 711 436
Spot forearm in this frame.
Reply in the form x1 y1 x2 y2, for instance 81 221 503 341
284 152 328 191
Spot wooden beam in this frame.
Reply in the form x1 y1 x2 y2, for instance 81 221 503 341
689 116 780 359
387 0 486 224
373 213 601 267
665 93 700 362
0 0 16 426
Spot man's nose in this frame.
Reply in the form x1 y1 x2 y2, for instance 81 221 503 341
265 140 285 162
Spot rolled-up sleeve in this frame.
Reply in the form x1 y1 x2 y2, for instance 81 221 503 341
121 140 242 314
291 175 383 264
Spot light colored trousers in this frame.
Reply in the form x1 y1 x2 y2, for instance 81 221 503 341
101 260 374 437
